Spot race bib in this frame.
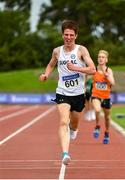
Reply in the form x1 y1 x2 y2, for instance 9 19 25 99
96 82 107 90
62 73 79 88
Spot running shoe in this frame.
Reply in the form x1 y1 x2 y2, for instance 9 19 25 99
93 125 100 138
103 132 109 144
62 152 71 165
70 129 78 140
84 111 91 121
91 110 96 120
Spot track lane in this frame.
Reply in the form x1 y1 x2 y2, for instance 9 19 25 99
0 105 53 140
65 119 125 179
0 105 125 179
0 104 62 179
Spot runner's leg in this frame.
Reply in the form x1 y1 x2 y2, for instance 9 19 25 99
57 103 71 153
103 108 110 132
92 98 101 126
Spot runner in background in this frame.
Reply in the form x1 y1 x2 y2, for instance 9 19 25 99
84 75 95 121
92 50 115 144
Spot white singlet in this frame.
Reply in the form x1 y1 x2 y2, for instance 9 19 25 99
56 45 86 96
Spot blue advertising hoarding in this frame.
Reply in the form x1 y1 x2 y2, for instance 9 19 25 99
0 93 55 104
0 93 124 104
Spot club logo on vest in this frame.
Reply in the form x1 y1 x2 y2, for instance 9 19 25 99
71 54 76 59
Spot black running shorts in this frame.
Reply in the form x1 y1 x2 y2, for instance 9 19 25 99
92 97 112 109
53 93 85 112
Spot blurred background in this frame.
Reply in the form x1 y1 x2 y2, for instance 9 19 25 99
0 0 125 104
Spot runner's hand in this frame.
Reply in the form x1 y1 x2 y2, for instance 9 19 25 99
67 62 76 71
39 73 47 81
104 72 110 78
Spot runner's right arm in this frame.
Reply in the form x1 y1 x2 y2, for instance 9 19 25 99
39 48 58 81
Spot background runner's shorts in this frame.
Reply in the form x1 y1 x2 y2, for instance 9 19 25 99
53 93 85 112
92 97 112 109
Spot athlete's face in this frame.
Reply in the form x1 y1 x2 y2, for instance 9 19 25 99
98 52 108 65
62 29 77 47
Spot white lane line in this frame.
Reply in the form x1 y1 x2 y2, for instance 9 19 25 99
0 106 56 145
111 119 125 137
59 163 66 180
0 105 39 122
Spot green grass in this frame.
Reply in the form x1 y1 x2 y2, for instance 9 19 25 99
0 65 125 93
0 69 57 93
111 105 125 129
111 66 125 71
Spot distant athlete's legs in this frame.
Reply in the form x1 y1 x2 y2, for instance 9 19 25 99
92 98 101 126
92 98 102 138
102 108 110 144
103 108 110 132
57 103 71 153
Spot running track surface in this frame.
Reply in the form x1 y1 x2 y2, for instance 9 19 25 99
0 104 125 180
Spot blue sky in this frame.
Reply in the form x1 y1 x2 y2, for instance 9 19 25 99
30 0 50 32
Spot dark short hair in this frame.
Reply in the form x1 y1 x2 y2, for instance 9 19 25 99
61 20 79 35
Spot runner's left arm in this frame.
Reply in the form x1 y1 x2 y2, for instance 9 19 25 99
104 68 115 86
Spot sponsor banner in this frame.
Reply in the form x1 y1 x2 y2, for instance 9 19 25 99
0 93 55 104
0 93 125 104
116 93 125 103
0 93 9 103
110 93 117 103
